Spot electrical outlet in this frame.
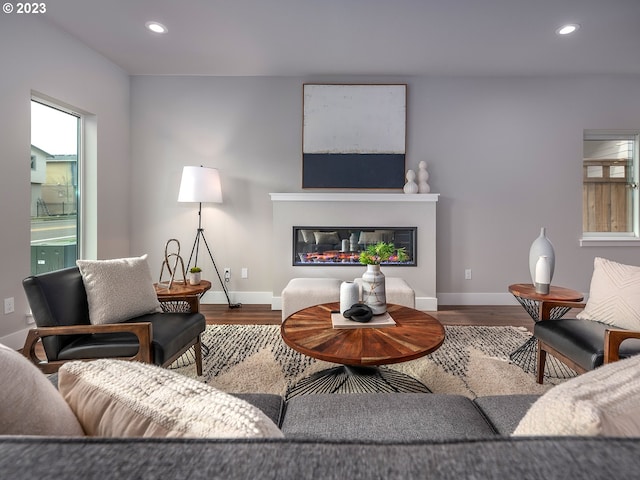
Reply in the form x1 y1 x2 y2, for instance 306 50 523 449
4 297 15 314
241 267 248 278
224 268 231 280
465 269 472 280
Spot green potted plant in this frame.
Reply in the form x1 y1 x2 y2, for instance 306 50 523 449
189 266 202 286
358 242 408 265
358 242 408 315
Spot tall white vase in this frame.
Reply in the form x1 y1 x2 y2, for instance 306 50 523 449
361 264 386 315
340 281 359 314
534 256 551 294
529 227 555 285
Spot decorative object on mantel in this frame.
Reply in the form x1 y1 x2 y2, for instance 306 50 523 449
302 84 407 189
403 169 418 194
157 238 187 290
189 266 202 286
359 242 409 314
339 281 359 314
529 227 555 288
418 160 431 193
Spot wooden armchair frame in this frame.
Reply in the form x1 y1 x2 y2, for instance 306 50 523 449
536 300 640 383
22 295 202 375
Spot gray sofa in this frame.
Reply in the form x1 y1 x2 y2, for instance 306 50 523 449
2 391 640 478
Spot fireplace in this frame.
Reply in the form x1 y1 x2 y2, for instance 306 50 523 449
270 192 439 310
293 226 416 266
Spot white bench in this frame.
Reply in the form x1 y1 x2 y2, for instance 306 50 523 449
281 277 415 321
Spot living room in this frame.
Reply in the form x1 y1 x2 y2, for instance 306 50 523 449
2 2 640 350
2 2 640 476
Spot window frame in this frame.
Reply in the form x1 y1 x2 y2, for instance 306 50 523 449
30 96 83 272
580 130 640 247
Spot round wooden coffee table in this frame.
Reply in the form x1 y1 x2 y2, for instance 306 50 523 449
281 302 445 398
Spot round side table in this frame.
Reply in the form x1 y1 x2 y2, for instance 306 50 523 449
508 283 583 377
154 280 211 313
154 280 212 366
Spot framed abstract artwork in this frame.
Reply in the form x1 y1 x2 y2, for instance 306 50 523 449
302 84 407 189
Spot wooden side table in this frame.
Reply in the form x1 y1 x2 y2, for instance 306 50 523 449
154 280 212 367
154 280 212 313
508 283 583 376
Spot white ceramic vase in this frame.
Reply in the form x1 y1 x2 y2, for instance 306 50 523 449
529 227 555 285
361 264 386 314
189 272 201 285
340 281 360 314
418 160 431 193
534 255 551 294
403 169 419 194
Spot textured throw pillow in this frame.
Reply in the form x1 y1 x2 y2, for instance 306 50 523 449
76 255 161 325
300 229 315 244
513 353 640 436
576 257 640 331
358 231 383 245
313 231 340 245
0 343 84 436
58 359 284 438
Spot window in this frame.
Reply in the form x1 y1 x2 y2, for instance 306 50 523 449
30 99 81 274
581 130 640 246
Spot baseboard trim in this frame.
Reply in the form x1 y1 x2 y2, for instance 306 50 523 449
205 291 526 308
201 290 273 306
437 292 520 306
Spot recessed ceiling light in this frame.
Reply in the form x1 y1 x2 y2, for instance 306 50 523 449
556 24 580 35
145 21 167 34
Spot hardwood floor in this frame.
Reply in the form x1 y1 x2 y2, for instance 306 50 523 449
27 305 534 360
201 304 535 333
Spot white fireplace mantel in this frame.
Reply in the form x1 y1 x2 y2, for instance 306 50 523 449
270 192 439 311
270 193 439 203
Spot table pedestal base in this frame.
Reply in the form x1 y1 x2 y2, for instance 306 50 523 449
285 365 431 400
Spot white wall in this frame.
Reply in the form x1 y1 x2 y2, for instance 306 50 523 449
0 15 130 347
131 74 640 306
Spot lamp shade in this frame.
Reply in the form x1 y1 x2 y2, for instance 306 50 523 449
177 166 222 203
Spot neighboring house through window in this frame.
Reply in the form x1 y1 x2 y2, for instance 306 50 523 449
30 99 81 274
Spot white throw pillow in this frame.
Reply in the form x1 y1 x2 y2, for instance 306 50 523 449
313 231 340 245
76 255 161 325
59 359 284 438
576 257 640 331
513 353 640 436
0 343 84 436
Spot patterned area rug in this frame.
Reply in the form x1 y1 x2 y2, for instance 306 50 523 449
173 324 572 398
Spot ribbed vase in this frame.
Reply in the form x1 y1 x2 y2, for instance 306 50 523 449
361 264 386 315
339 281 359 314
529 227 555 285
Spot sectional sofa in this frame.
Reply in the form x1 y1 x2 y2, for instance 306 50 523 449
2 338 640 479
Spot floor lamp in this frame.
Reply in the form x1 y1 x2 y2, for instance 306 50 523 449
178 166 241 308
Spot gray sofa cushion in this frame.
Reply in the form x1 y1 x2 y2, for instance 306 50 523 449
281 393 497 441
474 395 539 435
1 437 639 479
232 393 285 427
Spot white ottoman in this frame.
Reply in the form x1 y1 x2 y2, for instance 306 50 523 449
353 277 415 309
281 278 342 321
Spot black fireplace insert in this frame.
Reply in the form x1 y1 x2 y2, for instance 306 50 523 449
292 226 416 266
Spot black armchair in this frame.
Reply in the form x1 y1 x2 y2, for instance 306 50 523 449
535 300 640 384
22 267 206 375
